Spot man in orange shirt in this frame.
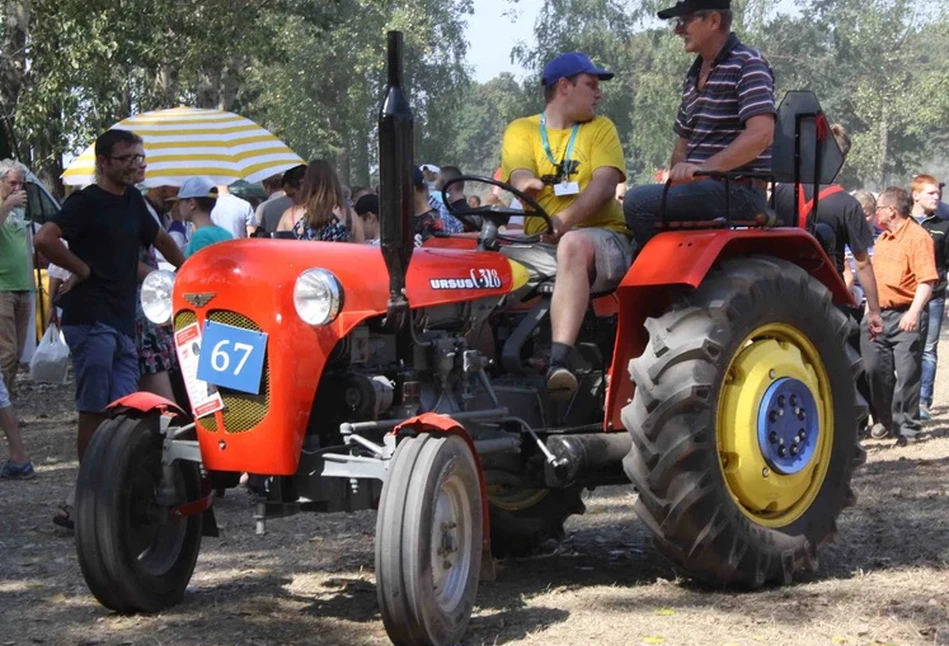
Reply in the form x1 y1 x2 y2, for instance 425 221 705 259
861 187 938 445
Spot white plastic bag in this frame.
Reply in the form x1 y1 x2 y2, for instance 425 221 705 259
29 324 70 384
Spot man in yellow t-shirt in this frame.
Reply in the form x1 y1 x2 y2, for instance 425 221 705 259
500 51 632 400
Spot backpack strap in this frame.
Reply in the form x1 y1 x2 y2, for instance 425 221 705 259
797 184 845 229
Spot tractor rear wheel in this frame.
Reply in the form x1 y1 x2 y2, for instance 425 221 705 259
375 434 482 646
487 486 584 557
75 413 203 612
622 256 865 587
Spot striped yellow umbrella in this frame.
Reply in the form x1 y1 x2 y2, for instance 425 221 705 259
61 107 305 187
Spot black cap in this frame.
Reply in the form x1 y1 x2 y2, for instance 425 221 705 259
657 0 730 19
354 194 379 216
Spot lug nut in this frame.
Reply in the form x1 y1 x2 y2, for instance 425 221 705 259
790 394 798 406
769 431 778 444
778 395 785 407
789 444 798 457
778 446 786 457
762 467 770 477
769 369 776 379
798 409 806 420
769 410 778 423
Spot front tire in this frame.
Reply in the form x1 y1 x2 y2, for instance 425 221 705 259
622 256 865 587
376 434 483 646
75 413 203 612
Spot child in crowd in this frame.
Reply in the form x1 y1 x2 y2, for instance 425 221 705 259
173 177 233 257
354 194 380 245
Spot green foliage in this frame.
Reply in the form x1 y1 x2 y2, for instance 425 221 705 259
4 0 949 193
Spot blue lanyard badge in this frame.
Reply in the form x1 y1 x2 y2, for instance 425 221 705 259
539 113 580 182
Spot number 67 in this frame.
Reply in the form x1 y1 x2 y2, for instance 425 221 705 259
210 340 254 375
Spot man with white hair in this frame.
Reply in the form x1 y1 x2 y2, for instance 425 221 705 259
0 159 32 397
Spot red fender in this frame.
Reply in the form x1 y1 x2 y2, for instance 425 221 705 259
108 392 190 419
393 413 493 565
604 228 853 431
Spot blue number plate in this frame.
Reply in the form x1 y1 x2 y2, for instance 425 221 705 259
196 321 268 395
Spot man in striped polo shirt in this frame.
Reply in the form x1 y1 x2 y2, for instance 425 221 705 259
623 0 775 245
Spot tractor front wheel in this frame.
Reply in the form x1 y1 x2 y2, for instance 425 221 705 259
75 413 203 612
622 256 865 586
375 434 482 646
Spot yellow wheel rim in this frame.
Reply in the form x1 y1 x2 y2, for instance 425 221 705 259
486 485 548 512
716 323 834 528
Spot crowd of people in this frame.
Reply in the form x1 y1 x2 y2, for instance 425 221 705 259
1 0 947 539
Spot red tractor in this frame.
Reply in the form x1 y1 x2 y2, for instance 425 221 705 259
74 32 864 646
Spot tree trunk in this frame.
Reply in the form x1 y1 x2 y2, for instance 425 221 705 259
195 66 221 109
219 57 242 112
0 0 30 159
877 102 889 188
352 124 370 188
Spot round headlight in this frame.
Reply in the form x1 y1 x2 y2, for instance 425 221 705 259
294 268 342 326
141 269 176 324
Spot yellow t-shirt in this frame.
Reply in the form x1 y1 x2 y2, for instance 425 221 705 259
500 114 627 235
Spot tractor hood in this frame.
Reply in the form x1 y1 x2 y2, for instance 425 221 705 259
173 238 527 333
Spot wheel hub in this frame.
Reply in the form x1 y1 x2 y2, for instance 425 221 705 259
757 377 819 475
430 473 472 612
717 323 834 527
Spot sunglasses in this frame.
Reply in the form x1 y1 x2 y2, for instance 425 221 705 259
109 154 146 164
674 12 709 29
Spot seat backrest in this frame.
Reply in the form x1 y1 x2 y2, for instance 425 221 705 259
771 91 844 185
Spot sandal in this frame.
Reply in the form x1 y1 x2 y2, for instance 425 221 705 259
53 504 74 530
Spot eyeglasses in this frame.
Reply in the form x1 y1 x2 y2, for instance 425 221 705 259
674 12 708 29
109 154 146 164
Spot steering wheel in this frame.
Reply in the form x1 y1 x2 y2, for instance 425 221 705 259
441 175 554 248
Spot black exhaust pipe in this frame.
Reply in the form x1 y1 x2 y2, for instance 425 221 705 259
378 31 413 332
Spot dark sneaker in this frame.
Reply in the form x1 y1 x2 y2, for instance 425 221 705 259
869 423 889 440
546 365 578 401
0 460 36 480
920 403 931 421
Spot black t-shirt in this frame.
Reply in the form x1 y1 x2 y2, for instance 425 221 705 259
52 185 160 336
773 184 874 276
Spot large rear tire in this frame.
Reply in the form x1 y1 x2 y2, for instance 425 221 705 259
75 413 203 612
622 256 866 587
376 434 482 646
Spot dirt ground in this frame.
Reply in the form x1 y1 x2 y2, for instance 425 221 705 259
2 343 949 646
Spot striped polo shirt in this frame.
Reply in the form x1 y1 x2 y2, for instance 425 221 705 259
674 33 776 174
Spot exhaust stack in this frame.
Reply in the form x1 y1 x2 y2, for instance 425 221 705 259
378 30 413 331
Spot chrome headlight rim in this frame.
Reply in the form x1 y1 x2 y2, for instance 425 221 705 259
293 268 343 326
141 269 176 325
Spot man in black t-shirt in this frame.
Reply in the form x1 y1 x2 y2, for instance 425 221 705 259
35 129 185 490
773 124 883 338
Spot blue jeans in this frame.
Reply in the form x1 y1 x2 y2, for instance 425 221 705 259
921 295 945 407
62 322 139 413
623 178 770 246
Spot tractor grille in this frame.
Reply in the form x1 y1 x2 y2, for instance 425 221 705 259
174 309 271 434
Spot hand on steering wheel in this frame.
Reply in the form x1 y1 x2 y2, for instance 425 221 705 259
440 174 554 247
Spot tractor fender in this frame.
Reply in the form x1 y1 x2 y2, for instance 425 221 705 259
393 413 495 579
619 228 850 303
107 392 190 422
604 228 852 432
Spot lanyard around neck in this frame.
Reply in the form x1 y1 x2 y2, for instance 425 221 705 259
539 113 580 170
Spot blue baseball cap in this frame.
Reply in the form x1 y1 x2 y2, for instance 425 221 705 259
542 52 614 88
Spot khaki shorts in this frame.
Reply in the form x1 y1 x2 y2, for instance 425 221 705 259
501 227 634 296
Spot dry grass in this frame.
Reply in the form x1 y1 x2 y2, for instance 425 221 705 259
2 351 949 646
